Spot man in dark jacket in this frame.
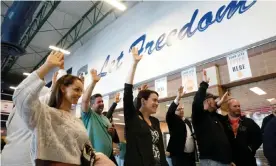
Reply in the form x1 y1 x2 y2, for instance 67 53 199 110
222 99 262 166
166 86 196 166
261 99 276 134
192 70 232 166
263 117 276 166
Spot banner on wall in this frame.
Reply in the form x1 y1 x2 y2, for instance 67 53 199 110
204 66 220 86
181 67 198 93
1 100 13 113
155 77 168 98
227 50 252 82
62 0 276 95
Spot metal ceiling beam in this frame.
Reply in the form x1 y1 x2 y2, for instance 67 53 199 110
32 1 115 71
1 1 61 76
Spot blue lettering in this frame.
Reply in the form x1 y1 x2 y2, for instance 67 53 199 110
145 41 155 55
166 29 177 47
129 34 146 55
99 55 110 77
178 9 198 40
156 33 166 51
226 0 257 20
216 5 227 23
99 0 257 78
116 51 124 70
198 11 215 32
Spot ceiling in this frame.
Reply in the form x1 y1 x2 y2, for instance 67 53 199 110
1 0 140 97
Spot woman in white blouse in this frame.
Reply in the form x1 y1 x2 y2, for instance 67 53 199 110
13 51 114 166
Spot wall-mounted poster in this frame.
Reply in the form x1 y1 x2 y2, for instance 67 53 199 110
227 50 252 82
181 67 198 93
155 77 168 99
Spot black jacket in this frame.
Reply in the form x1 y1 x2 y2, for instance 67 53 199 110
261 114 275 134
222 116 262 166
263 117 276 166
192 82 232 164
123 83 168 166
166 101 194 155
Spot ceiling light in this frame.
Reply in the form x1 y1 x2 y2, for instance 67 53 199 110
10 86 17 90
114 122 125 125
267 98 275 102
249 87 267 95
105 0 126 11
23 72 31 76
49 45 70 55
113 118 120 121
118 113 124 117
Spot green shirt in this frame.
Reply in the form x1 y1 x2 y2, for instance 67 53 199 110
82 108 112 157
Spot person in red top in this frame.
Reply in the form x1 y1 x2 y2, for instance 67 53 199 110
222 98 262 166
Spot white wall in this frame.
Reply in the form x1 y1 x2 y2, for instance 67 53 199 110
57 0 276 95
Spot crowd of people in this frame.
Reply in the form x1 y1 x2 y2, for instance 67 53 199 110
1 49 276 166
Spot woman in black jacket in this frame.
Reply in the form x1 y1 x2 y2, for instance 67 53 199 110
123 47 168 166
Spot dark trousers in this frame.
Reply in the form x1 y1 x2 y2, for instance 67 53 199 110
171 152 195 166
110 153 118 166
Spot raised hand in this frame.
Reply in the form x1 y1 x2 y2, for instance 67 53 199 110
217 91 230 107
203 70 210 83
52 71 58 84
115 93 121 103
177 86 185 98
45 51 64 68
138 84 148 91
90 69 101 83
131 47 143 63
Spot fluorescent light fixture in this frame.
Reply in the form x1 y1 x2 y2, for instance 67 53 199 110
23 72 31 76
10 86 17 90
267 98 275 102
114 122 125 125
49 45 70 55
249 87 267 95
113 118 120 121
118 113 124 117
105 0 126 11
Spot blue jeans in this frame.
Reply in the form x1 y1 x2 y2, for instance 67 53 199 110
200 159 230 166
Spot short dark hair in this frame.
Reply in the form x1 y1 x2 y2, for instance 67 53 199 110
90 93 102 104
135 90 159 110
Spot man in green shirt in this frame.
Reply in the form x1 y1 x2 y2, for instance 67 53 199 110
81 69 119 165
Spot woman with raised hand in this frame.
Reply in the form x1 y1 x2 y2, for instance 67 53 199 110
123 47 168 166
13 51 114 166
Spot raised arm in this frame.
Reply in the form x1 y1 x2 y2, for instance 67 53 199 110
106 93 120 119
192 70 209 123
124 47 143 122
81 69 101 112
13 51 64 130
166 86 185 123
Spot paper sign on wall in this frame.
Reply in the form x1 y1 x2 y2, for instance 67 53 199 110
1 100 13 113
181 67 198 93
155 77 168 98
227 50 252 82
204 66 219 86
102 95 110 113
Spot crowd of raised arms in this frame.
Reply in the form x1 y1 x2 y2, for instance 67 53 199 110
1 49 276 166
